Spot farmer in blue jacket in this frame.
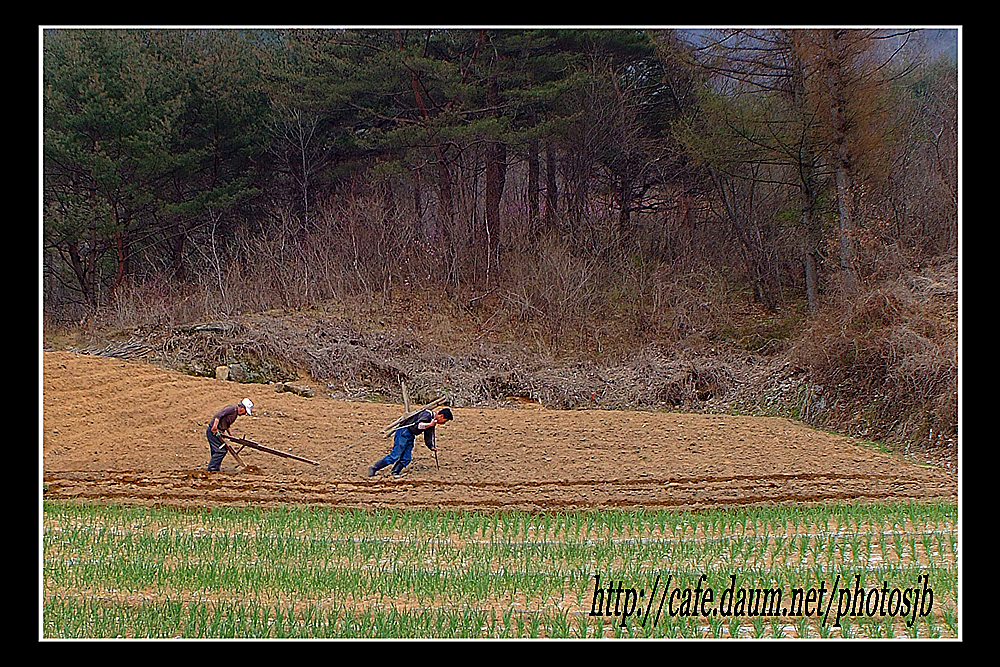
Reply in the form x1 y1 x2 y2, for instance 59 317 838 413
368 407 453 477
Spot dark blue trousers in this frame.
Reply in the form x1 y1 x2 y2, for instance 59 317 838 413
207 427 227 471
372 428 416 474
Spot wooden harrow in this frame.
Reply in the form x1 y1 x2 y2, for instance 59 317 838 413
221 434 320 467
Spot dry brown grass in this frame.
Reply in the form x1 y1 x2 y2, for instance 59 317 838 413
790 257 958 449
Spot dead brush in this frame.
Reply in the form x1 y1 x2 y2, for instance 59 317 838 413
792 274 957 446
496 238 606 350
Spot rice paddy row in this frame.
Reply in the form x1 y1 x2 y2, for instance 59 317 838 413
41 501 959 638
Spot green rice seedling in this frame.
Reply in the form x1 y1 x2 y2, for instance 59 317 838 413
838 616 856 639
942 608 958 636
662 615 681 639
482 608 498 638
920 531 935 563
572 611 590 639
795 533 810 564
922 613 942 639
751 614 766 638
501 606 515 638
513 611 526 637
934 533 948 563
795 614 811 639
879 615 900 639
905 535 919 563
546 609 569 639
43 501 957 639
684 614 705 639
708 613 725 638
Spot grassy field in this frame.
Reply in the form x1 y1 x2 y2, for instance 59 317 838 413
41 501 958 639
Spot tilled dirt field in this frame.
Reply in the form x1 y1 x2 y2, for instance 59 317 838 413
41 350 957 512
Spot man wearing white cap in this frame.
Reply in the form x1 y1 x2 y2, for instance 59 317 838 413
206 398 253 472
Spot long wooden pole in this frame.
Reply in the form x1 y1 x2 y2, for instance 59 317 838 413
380 396 448 437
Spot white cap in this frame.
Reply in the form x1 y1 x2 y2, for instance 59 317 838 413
240 398 253 415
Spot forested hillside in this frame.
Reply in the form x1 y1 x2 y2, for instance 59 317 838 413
41 28 959 459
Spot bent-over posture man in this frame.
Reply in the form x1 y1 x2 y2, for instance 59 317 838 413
368 407 453 477
206 398 253 471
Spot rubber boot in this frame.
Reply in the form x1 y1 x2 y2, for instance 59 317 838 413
369 458 390 477
391 461 405 476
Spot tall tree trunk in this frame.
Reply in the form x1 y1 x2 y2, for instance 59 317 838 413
110 231 128 302
401 31 455 240
527 106 540 229
435 148 456 288
799 159 822 312
485 142 506 225
832 154 857 289
412 167 423 218
823 30 858 291
66 242 95 308
801 193 822 314
804 247 820 313
171 221 187 281
787 30 824 312
545 141 558 231
484 78 506 236
435 146 454 226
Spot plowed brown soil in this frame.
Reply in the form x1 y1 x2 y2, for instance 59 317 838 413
41 350 957 511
